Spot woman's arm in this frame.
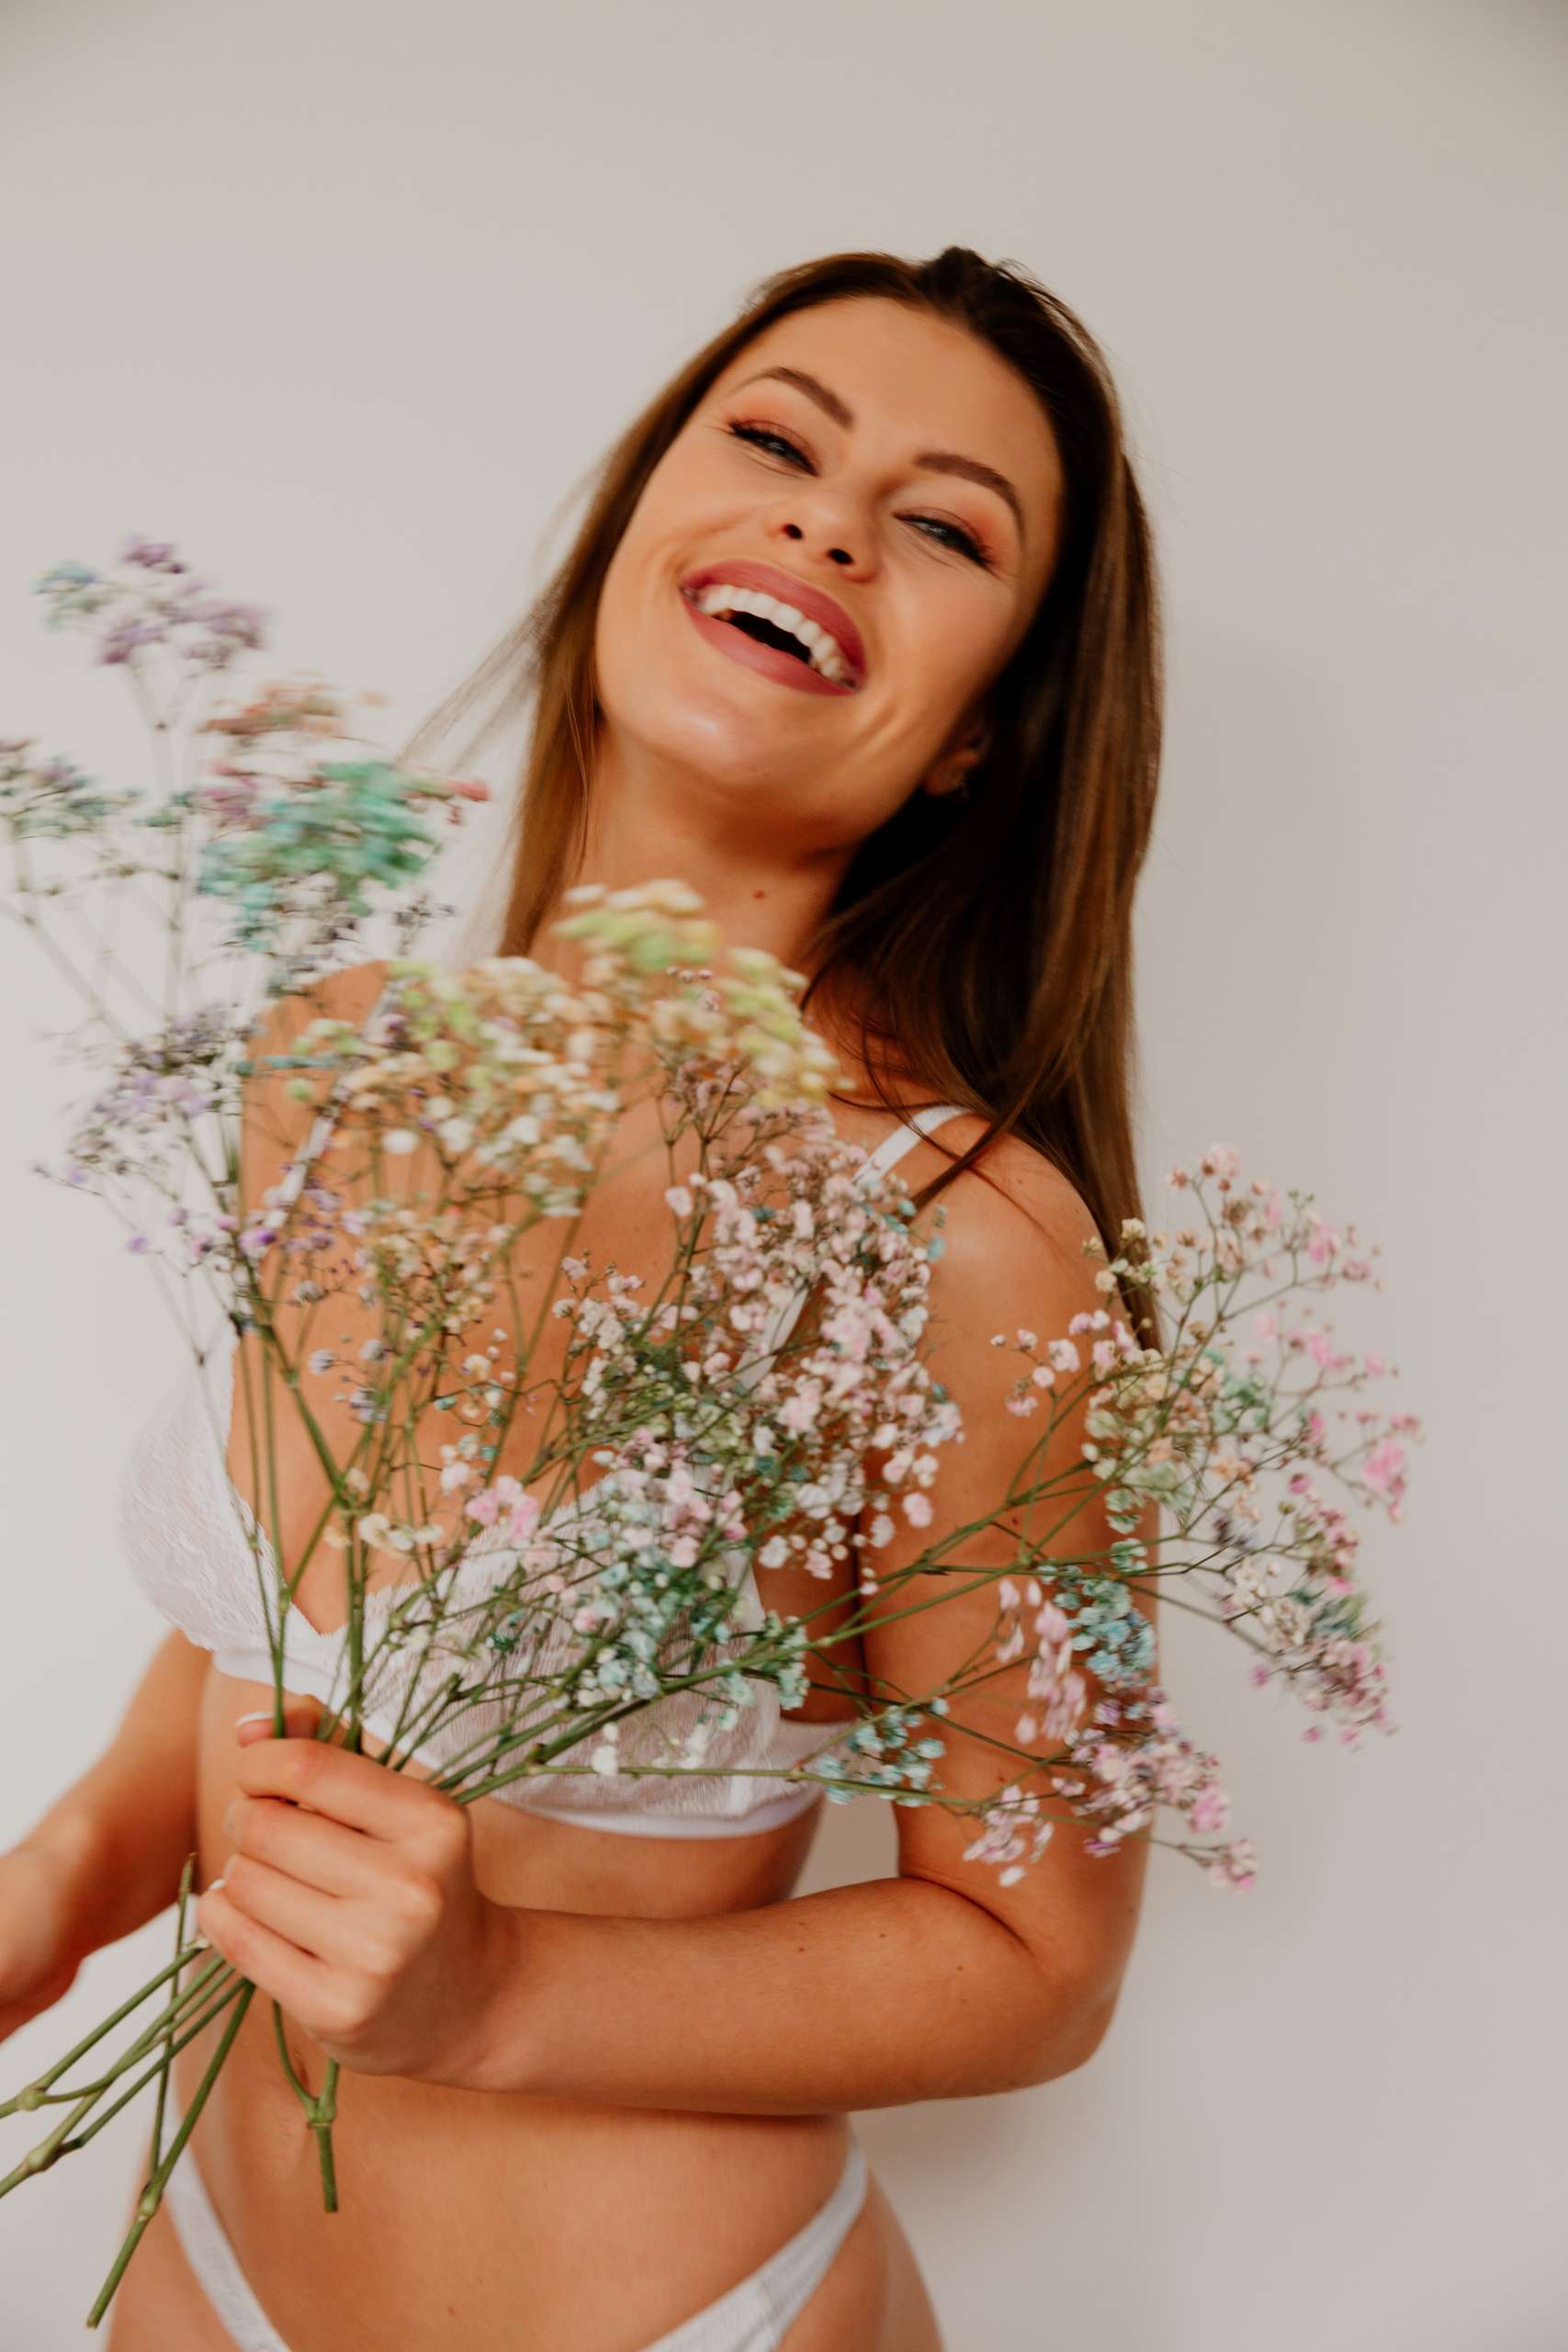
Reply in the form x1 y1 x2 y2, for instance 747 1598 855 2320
465 1870 1106 2110
461 1140 1154 2113
13 1624 209 1954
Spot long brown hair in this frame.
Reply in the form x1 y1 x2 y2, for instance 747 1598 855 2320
401 246 1166 1348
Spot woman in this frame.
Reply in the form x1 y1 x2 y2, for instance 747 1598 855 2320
2 245 1165 2350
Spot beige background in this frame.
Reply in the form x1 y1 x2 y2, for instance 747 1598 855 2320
1 3 1563 2345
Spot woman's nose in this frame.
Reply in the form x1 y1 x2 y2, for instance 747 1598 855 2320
780 520 855 567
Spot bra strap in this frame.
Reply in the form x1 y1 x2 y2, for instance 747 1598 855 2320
851 1101 970 1185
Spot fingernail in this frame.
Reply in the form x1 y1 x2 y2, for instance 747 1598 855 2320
235 1712 273 1730
208 1877 226 1895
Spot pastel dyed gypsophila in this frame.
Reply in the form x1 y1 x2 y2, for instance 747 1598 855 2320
34 537 266 673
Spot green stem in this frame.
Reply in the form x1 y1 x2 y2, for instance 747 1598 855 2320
84 1978 257 2331
0 1943 226 2118
268 2000 340 2211
312 2057 340 2210
59 1976 249 2154
149 1855 197 2171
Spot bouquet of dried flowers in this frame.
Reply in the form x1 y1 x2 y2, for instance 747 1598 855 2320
0 541 1418 2328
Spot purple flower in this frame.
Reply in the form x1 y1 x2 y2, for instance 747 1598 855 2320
100 619 170 666
118 537 186 572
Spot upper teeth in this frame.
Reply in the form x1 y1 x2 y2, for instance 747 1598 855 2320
690 583 853 684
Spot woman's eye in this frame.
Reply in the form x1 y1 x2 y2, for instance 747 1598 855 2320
727 420 809 467
912 514 989 564
723 419 992 569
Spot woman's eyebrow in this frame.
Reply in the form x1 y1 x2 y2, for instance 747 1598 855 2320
728 365 1028 548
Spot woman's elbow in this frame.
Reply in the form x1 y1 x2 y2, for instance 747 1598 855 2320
1008 1968 1127 2090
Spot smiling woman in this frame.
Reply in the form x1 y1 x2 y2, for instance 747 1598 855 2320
582 288 1070 894
12 246 1172 2352
412 252 1159 1268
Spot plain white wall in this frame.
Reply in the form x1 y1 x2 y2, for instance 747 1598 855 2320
2 3 1563 2345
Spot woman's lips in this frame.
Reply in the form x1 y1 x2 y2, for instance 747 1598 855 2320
679 590 857 697
680 560 864 684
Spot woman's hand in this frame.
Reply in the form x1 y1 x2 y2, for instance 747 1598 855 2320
197 1696 516 2086
0 1840 96 2047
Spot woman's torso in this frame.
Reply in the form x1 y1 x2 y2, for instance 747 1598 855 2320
125 973 961 2350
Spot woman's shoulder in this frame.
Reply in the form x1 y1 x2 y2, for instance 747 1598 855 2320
306 955 395 1024
247 956 393 1052
917 1109 1103 1274
822 1014 1095 1249
239 958 394 1167
830 1077 1095 1241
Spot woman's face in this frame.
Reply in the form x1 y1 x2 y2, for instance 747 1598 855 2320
592 295 1066 850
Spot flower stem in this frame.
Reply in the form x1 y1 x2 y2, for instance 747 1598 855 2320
269 1998 341 2211
0 1941 224 2119
84 1978 257 2330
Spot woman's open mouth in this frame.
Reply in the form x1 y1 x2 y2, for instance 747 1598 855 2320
678 571 862 698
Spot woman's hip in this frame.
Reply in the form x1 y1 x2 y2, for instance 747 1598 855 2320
107 2075 918 2352
104 2039 911 2350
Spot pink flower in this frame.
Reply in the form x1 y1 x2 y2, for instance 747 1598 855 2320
1360 1437 1406 1498
1190 1784 1231 1834
505 1494 542 1542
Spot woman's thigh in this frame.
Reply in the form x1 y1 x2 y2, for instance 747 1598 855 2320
104 2174 245 2352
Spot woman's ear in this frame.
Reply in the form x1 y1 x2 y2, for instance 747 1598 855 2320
921 713 992 801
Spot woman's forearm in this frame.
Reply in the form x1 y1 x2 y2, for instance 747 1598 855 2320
459 1871 1102 2112
15 1626 208 1956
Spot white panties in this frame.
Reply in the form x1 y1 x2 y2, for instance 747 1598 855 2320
151 2067 868 2350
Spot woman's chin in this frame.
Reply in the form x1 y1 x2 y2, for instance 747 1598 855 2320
633 714 813 798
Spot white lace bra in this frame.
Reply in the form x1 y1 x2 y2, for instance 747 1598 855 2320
118 1098 969 1838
